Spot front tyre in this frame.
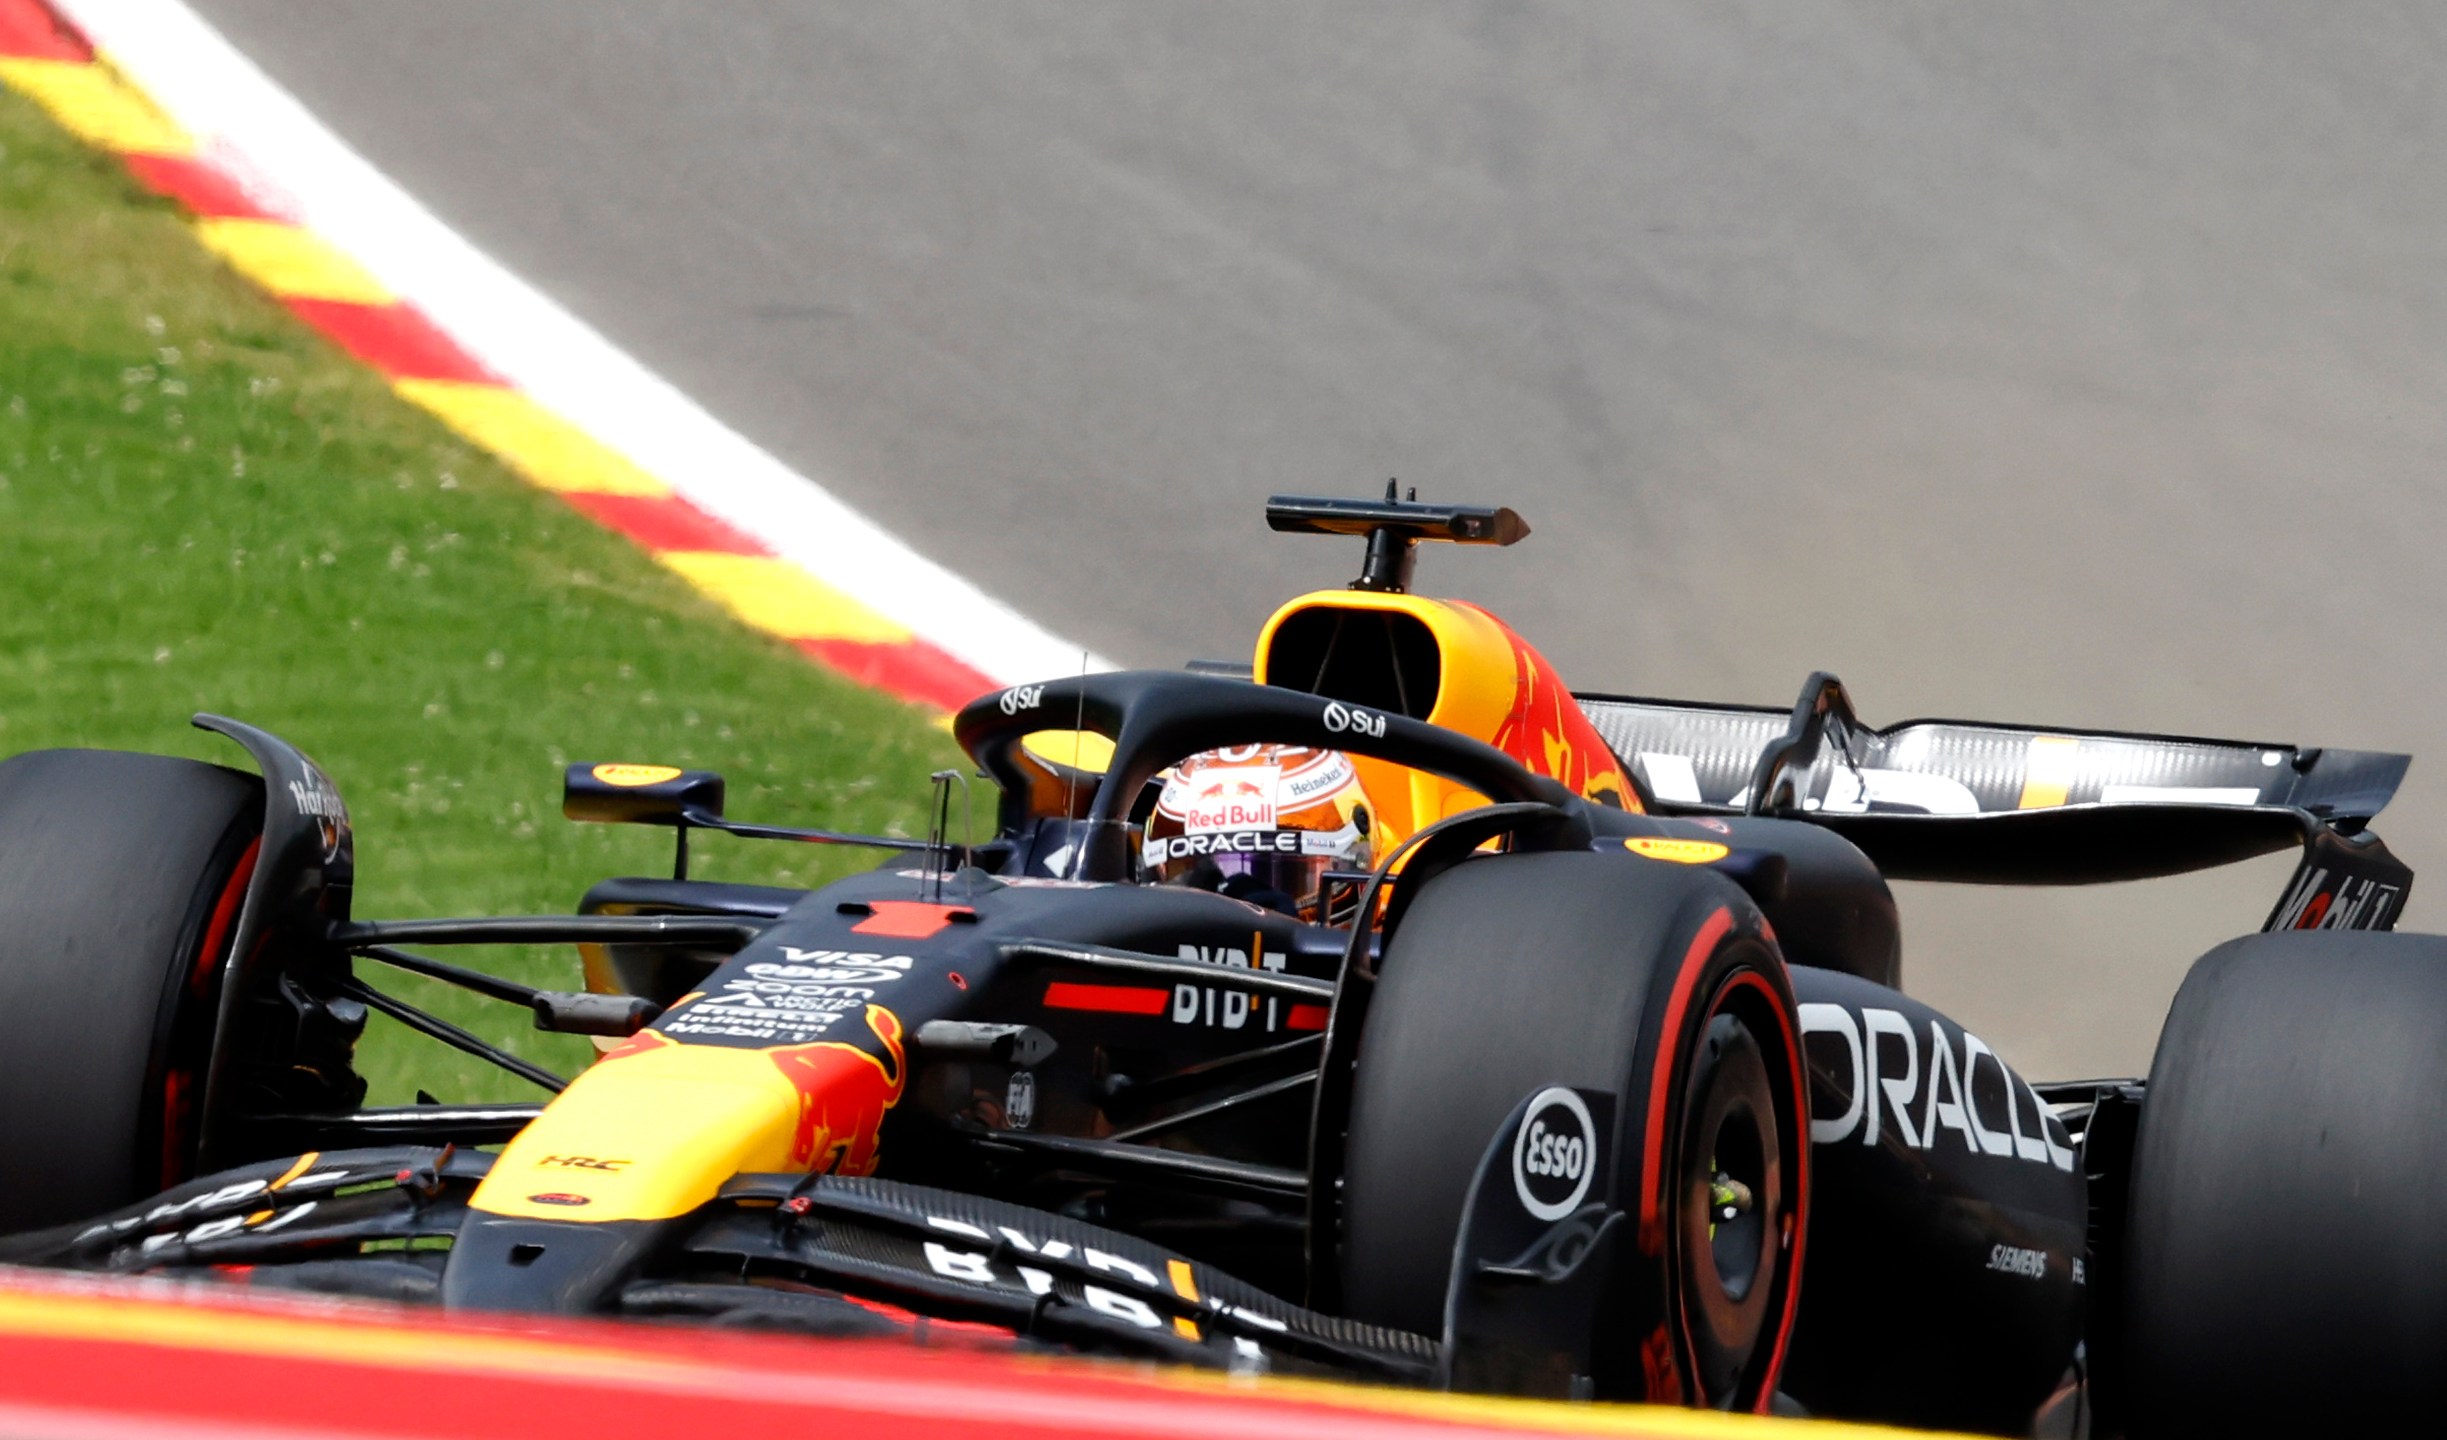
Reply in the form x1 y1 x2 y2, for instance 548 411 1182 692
0 750 263 1231
1337 852 1808 1408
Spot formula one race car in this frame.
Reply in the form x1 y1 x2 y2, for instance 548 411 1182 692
0 494 2438 1435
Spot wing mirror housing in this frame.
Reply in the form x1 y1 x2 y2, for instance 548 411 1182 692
563 763 726 827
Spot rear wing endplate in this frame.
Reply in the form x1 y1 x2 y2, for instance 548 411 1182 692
1575 674 2411 918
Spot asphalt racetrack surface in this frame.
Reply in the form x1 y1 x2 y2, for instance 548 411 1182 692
186 1 2447 1080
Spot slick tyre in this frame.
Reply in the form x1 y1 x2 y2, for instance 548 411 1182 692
1338 852 1808 1409
2123 930 2447 1435
0 750 263 1231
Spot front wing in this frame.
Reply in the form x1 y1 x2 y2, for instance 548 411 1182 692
0 1148 1438 1383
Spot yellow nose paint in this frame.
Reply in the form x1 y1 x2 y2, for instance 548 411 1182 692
469 1038 804 1223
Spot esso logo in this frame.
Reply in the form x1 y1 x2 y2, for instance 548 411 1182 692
999 685 1044 716
1322 701 1388 739
1512 1087 1598 1221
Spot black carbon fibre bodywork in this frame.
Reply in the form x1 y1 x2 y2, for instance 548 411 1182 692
0 635 2421 1426
1780 967 2088 1434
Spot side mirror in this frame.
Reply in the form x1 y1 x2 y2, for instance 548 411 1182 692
563 763 726 827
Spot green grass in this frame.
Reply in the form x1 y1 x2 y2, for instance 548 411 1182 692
0 84 963 1105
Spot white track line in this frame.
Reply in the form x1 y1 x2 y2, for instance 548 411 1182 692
56 0 1108 686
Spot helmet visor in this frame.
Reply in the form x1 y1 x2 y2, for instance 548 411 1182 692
1143 823 1365 918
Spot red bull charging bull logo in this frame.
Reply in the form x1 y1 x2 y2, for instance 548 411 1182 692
1459 602 1638 812
765 1005 907 1175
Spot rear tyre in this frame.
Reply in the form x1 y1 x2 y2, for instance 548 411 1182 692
1338 852 1808 1408
0 750 262 1231
2124 930 2447 1434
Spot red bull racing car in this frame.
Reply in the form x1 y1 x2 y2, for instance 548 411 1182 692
1 494 2440 1435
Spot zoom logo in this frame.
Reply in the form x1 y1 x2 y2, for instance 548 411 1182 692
1513 1087 1598 1221
1322 701 1388 739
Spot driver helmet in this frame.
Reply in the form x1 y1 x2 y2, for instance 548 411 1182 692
1141 744 1377 920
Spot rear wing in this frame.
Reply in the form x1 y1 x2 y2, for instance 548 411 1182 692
1575 674 2411 922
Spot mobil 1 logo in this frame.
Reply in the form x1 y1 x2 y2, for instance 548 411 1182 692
1511 1086 1613 1223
